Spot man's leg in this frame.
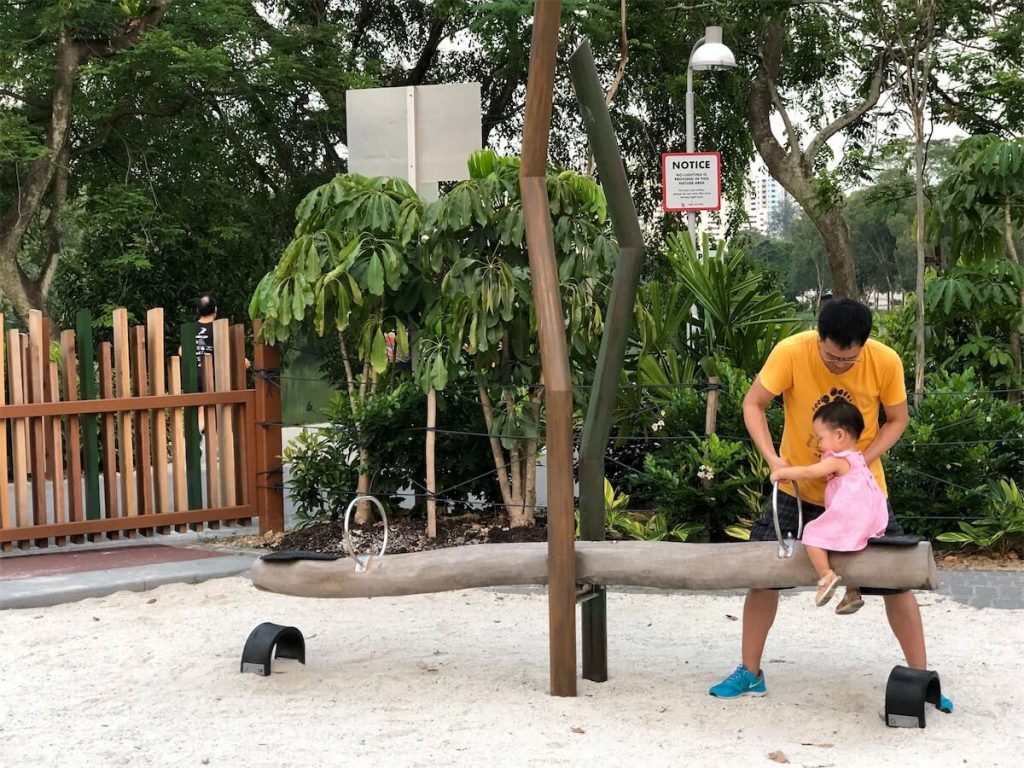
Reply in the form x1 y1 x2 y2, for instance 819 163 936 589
741 588 780 675
882 591 926 669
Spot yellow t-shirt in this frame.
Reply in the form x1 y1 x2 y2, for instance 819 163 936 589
757 330 907 506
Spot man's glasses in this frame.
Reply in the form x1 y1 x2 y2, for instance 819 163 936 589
819 342 861 364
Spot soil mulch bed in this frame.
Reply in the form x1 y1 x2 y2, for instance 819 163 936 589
270 511 548 556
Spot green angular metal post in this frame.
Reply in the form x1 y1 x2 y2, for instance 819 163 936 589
569 39 647 682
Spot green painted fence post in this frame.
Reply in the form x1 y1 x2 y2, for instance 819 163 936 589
180 323 203 510
75 311 102 520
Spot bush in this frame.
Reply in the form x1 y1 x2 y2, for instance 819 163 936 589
283 380 502 527
887 369 1024 539
606 365 780 540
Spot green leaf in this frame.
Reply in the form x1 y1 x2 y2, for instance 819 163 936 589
367 253 385 295
430 353 448 390
371 327 388 374
395 318 409 358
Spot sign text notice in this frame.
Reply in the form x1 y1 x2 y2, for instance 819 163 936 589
662 152 721 212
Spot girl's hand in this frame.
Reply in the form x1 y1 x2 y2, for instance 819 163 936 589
770 469 787 482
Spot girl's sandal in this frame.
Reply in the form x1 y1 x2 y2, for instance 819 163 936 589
835 593 864 615
814 571 842 606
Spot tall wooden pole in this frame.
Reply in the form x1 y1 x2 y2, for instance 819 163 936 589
521 0 576 698
569 39 646 683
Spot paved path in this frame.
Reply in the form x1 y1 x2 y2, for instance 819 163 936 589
933 568 1024 610
2 536 1022 610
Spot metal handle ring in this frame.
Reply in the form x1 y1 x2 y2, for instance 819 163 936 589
771 480 803 558
343 495 389 571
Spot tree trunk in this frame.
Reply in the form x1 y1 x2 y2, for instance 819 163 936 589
1004 201 1023 402
354 360 373 524
477 383 513 508
0 3 173 320
503 389 531 527
425 388 437 537
747 16 884 300
0 30 79 320
913 112 928 406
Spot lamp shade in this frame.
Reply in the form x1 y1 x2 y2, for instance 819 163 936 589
689 26 737 70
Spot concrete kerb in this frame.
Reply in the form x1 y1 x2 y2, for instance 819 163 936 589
0 553 258 610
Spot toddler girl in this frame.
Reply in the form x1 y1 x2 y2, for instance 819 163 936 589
770 399 889 613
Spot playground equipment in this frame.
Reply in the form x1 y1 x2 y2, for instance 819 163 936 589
240 622 305 676
251 535 938 599
884 666 947 728
245 1 941 715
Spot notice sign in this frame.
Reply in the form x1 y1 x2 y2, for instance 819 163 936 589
662 152 721 212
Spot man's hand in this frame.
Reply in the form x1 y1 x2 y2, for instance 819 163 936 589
767 455 790 474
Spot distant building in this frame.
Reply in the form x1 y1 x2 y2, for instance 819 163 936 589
744 164 793 236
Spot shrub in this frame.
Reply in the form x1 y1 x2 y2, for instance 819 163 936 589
283 380 502 527
608 365 780 539
887 369 1024 539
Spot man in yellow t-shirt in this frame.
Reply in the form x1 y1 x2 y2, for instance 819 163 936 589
709 299 952 713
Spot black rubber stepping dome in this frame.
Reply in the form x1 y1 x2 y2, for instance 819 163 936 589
884 665 944 727
240 622 306 676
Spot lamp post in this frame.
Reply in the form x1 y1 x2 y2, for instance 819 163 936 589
685 25 736 251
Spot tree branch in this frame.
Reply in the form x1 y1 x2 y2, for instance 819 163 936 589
76 0 174 60
482 74 524 147
72 105 183 158
747 19 795 181
805 53 887 163
401 17 448 86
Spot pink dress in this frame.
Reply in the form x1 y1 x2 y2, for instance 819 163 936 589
801 450 889 552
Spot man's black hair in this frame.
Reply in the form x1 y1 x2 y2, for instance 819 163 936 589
196 293 218 318
817 298 871 348
813 398 864 439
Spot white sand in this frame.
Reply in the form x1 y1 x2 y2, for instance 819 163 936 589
1 579 1021 768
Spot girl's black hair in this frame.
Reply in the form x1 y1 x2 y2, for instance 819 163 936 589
812 398 864 439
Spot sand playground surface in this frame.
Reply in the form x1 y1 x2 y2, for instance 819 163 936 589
1 577 1022 768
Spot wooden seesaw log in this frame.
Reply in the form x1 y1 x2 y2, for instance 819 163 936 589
249 540 938 599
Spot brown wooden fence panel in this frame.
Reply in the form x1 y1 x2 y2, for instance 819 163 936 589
201 362 219 529
27 313 48 545
214 318 236 510
0 316 10 553
98 342 119 537
168 356 188 532
231 323 248 510
131 325 155 535
8 330 30 548
47 361 67 546
60 330 86 543
0 307 275 548
147 308 170 518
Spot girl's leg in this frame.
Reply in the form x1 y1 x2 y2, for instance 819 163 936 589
805 545 841 606
804 545 833 580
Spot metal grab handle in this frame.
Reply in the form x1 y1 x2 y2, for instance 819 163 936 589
343 495 389 572
771 481 803 558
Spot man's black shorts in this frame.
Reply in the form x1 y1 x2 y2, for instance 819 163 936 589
749 490 907 595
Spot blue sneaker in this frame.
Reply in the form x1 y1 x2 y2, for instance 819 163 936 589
709 665 767 698
939 694 953 713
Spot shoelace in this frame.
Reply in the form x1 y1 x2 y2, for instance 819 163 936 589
726 666 748 683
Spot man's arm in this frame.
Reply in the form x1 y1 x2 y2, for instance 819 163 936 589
743 376 788 472
862 399 909 465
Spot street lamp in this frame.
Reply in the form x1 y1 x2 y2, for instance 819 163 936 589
686 25 736 251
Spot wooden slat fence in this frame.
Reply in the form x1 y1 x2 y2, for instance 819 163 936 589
0 309 283 551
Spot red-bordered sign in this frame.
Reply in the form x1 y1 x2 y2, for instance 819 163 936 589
662 152 722 212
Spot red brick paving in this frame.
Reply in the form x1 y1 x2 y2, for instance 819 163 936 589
0 545 232 580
